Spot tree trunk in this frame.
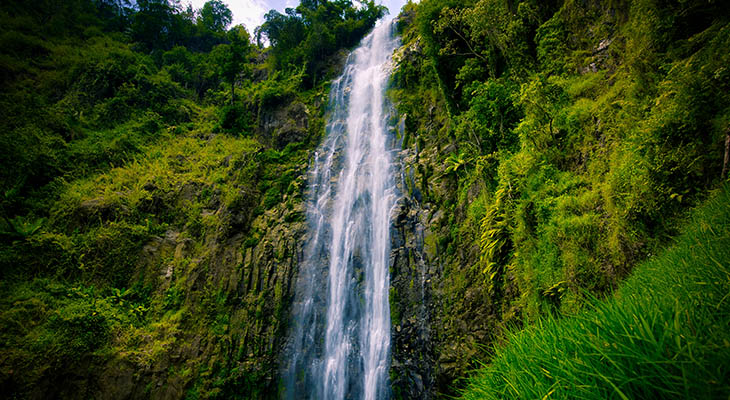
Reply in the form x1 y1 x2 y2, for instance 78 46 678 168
722 130 730 179
231 81 235 106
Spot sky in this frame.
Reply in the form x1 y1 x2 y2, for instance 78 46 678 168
184 0 410 33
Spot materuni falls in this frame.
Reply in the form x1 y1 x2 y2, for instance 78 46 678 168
281 20 401 400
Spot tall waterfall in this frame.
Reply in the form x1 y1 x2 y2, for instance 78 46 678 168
282 20 400 400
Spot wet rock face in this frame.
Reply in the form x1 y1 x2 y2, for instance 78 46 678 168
99 214 305 399
257 101 310 150
392 149 495 397
81 163 309 400
388 36 491 395
389 145 439 399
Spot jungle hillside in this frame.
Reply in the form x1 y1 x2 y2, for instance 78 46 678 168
1 0 730 399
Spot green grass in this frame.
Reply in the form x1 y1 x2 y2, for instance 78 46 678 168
461 185 730 399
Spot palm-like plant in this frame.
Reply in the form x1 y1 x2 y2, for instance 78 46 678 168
445 151 471 177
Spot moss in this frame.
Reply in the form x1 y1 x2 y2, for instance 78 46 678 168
389 286 401 327
262 187 281 209
423 232 439 260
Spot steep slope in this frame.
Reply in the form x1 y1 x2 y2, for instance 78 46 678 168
462 185 730 399
0 79 324 398
0 1 383 398
388 0 730 396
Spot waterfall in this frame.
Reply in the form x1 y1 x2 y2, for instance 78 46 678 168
282 20 400 400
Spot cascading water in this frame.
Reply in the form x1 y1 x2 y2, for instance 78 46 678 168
282 20 400 400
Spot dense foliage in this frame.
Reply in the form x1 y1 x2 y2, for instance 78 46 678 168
255 0 387 86
0 0 381 398
390 0 730 395
463 185 730 399
3 0 730 398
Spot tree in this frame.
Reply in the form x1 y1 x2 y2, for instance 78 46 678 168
255 0 385 86
199 0 232 33
255 9 306 52
213 25 253 105
131 0 177 50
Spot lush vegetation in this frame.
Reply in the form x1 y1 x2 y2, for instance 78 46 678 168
462 185 730 399
390 0 730 395
0 0 381 398
256 0 386 86
3 0 730 398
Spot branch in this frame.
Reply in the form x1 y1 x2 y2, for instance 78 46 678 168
446 24 490 65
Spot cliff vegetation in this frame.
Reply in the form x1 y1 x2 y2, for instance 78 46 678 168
0 0 382 398
389 0 730 397
1 0 730 398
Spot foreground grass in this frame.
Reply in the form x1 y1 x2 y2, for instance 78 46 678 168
461 186 730 399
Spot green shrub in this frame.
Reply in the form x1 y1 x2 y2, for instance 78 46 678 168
217 103 251 134
262 186 281 209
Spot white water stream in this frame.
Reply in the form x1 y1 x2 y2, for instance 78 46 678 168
283 20 400 400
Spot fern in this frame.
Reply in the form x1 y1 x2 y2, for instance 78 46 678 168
479 187 511 294
1 216 45 239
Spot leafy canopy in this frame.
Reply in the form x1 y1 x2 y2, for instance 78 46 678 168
256 0 387 86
